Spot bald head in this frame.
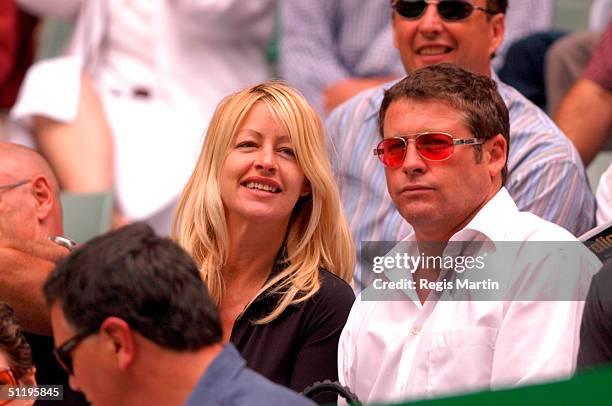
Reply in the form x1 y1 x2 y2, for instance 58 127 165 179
0 142 63 239
0 142 60 193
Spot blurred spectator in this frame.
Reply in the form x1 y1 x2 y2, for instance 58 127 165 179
279 0 404 115
0 0 37 139
12 0 277 235
44 222 316 406
0 141 87 405
280 0 555 116
554 21 611 167
0 302 36 406
546 0 611 114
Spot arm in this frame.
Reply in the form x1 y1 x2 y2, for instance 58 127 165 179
491 250 598 386
554 78 612 166
508 159 595 237
323 77 397 115
289 274 355 401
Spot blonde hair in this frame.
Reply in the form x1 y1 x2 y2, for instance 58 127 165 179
173 82 355 323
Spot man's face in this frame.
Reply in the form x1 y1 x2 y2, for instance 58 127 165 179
0 178 39 239
392 0 504 76
0 174 63 239
50 304 120 406
382 98 499 240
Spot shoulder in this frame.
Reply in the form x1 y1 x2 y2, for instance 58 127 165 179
231 368 316 406
316 269 356 307
508 211 580 241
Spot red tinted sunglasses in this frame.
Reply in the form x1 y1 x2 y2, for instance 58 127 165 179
373 132 484 168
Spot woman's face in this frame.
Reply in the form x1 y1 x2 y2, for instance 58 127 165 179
220 102 309 226
0 350 36 406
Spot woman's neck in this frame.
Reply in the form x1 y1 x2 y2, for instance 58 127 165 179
223 216 289 285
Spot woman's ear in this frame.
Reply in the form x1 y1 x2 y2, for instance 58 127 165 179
300 180 312 197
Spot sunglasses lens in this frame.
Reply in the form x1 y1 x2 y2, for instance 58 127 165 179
377 138 407 167
438 0 474 20
416 133 454 160
0 370 16 386
394 0 427 19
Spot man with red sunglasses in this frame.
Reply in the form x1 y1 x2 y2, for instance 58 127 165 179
337 64 601 404
326 0 595 290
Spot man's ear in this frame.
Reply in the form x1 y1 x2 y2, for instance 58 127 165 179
488 13 505 58
30 176 55 222
485 134 507 178
99 317 136 371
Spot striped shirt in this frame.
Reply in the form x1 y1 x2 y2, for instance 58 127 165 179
326 77 596 287
279 0 404 115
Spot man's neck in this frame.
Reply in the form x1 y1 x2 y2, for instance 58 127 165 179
125 343 224 406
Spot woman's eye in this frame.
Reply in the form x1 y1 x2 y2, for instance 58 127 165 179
236 141 257 149
278 147 296 157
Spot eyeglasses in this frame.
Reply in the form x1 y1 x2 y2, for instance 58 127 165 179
0 180 30 191
373 132 484 167
392 0 496 21
53 328 98 375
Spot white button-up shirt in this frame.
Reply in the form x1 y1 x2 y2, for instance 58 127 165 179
338 188 601 405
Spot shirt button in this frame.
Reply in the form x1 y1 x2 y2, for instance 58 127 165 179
411 326 421 335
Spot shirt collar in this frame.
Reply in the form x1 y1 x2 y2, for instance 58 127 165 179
403 187 518 244
187 344 245 404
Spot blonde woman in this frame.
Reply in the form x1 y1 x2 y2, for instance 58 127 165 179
173 82 355 398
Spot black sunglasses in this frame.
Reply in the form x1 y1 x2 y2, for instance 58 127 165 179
392 0 497 21
53 327 98 375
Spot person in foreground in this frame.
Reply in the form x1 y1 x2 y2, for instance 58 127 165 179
44 222 316 406
338 64 601 404
0 302 37 406
173 82 356 400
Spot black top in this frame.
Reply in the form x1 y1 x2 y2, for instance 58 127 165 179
578 260 612 370
230 269 355 403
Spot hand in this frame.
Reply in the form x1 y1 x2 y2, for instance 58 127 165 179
323 76 399 114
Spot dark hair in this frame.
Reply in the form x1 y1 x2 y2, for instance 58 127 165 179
378 63 510 183
0 303 33 380
487 0 507 14
44 222 223 351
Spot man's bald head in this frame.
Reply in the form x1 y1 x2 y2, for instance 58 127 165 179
0 142 63 239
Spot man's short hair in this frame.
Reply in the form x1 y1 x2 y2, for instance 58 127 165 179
487 0 507 14
378 63 510 183
44 223 223 351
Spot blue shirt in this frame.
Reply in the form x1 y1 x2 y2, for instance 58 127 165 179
326 76 596 289
186 344 316 406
